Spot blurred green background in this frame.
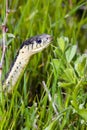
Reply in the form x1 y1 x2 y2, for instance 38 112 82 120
0 0 87 51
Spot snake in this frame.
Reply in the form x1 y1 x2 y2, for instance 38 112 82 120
3 34 52 93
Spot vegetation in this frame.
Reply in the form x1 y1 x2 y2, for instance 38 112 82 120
0 0 87 129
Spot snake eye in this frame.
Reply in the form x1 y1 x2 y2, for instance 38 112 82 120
36 38 42 44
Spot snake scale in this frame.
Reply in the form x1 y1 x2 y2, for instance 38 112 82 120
3 34 52 93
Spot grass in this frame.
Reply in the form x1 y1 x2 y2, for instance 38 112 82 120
0 0 87 129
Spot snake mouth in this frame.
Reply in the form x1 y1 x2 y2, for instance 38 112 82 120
47 35 53 43
49 36 53 42
44 35 53 45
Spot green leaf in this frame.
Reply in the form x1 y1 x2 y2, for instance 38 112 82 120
52 59 60 71
7 38 15 46
78 109 87 121
58 82 75 89
71 101 87 121
65 45 77 63
7 33 15 38
57 37 69 53
75 54 87 77
52 59 64 76
61 68 76 83
6 33 15 46
45 117 59 130
57 37 65 53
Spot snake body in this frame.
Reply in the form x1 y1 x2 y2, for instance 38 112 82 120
3 34 52 93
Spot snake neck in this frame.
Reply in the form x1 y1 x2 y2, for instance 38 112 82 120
3 45 31 93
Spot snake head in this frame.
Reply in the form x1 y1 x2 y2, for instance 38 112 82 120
21 34 53 55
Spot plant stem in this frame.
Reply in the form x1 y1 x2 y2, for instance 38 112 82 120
0 0 9 84
42 81 59 115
